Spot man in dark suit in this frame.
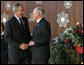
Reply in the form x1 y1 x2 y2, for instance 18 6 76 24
28 7 51 64
1 23 8 64
5 3 31 64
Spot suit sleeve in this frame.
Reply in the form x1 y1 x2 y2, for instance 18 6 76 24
34 22 51 47
27 22 32 42
5 21 20 47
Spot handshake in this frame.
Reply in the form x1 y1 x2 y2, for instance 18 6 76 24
19 41 35 50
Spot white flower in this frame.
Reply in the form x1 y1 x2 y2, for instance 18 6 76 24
5 1 11 10
77 22 80 25
57 11 69 27
1 13 9 25
64 1 72 9
36 1 42 5
64 27 73 35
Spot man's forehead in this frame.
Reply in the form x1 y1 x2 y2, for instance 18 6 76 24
18 6 24 9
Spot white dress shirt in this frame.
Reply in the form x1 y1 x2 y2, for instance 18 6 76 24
36 18 42 24
14 14 21 24
1 31 4 36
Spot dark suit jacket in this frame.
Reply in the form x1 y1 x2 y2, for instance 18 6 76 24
31 18 51 59
1 35 8 51
1 34 8 64
5 16 31 60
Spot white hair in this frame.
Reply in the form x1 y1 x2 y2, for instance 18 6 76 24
34 7 45 17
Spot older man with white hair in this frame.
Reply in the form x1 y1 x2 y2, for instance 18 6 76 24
29 7 51 64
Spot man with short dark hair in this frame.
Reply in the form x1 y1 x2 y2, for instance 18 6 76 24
5 3 31 64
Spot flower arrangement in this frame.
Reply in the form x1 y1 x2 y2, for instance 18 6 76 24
72 22 83 47
64 22 83 53
49 22 83 64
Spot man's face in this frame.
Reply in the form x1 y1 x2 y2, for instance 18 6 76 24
15 6 24 18
32 9 39 21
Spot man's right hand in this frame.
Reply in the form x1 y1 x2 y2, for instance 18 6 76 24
19 43 28 50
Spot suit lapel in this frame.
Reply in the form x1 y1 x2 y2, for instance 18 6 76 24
13 16 25 33
13 16 21 26
33 18 43 36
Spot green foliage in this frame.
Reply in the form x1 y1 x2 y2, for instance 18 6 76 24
49 23 83 64
49 41 74 64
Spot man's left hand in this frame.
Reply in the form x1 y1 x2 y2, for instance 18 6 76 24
29 41 35 46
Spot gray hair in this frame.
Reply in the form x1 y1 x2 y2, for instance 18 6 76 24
12 3 23 12
34 7 45 17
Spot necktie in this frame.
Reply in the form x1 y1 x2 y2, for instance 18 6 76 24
19 18 25 30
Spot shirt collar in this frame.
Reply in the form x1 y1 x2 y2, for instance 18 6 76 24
14 14 21 23
1 31 4 36
14 14 19 20
37 18 42 23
